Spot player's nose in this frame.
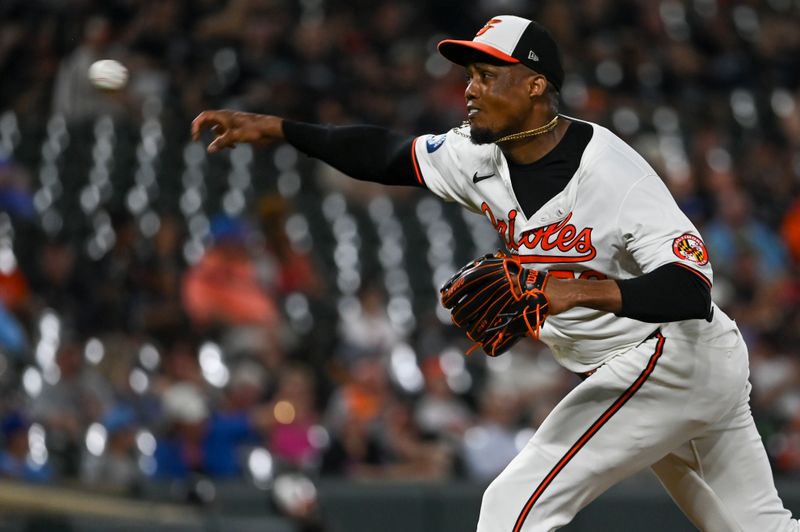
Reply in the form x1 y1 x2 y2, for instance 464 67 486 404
465 79 479 102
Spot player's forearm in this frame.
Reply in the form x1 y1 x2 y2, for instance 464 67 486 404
546 278 622 316
282 120 422 187
547 263 712 322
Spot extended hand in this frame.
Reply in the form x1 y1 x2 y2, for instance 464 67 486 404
191 110 284 153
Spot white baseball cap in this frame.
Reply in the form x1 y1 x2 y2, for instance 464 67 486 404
438 15 565 91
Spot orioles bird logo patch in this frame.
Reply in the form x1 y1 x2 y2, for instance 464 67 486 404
672 234 709 265
476 18 502 37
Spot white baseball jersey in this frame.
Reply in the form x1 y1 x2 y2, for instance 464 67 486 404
412 118 719 373
410 118 799 532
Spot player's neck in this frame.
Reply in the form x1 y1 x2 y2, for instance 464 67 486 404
499 115 571 165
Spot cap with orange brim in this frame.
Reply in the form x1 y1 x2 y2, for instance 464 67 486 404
438 15 564 91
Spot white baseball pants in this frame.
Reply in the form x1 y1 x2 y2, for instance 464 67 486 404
476 325 799 531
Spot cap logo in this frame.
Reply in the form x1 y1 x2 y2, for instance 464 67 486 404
476 18 502 37
528 51 539 61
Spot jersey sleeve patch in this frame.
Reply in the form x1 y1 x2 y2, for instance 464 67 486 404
425 133 447 153
672 234 709 266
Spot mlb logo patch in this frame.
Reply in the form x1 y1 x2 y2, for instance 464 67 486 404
426 134 446 153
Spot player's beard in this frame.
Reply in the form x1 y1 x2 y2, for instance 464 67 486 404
469 126 498 145
470 124 518 145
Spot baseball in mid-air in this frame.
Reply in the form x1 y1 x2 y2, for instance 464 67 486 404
88 59 129 90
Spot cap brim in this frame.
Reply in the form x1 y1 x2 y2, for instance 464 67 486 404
437 39 519 66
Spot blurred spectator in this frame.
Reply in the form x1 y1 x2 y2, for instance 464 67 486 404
136 215 189 340
80 405 141 494
461 387 524 481
368 399 453 480
703 186 789 280
266 364 321 469
28 340 114 477
182 214 280 328
154 382 266 480
336 284 397 363
414 357 472 441
774 413 800 474
0 300 27 357
89 210 148 333
0 247 29 313
749 339 800 425
323 355 452 479
0 412 53 483
0 157 35 220
29 238 95 335
781 198 800 264
321 356 392 476
325 356 392 433
482 343 576 428
258 196 325 298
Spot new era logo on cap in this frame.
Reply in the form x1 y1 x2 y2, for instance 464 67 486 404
437 15 564 91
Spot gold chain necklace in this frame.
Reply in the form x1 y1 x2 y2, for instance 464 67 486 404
494 115 559 143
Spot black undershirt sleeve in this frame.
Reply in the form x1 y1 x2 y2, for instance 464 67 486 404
615 263 712 323
282 120 422 187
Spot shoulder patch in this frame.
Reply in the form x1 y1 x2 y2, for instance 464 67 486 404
426 134 447 153
672 234 709 265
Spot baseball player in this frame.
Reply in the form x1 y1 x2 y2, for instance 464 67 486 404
192 15 798 532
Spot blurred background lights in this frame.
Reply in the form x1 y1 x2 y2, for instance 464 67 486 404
706 147 733 173
272 473 317 514
307 425 330 449
771 89 796 118
136 430 157 456
84 337 104 365
138 343 160 371
129 368 149 395
248 447 274 488
273 401 296 425
22 367 43 398
389 342 424 393
28 424 48 466
464 426 489 450
199 341 230 388
0 245 16 274
85 423 107 456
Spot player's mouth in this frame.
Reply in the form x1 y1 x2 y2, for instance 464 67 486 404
467 106 481 122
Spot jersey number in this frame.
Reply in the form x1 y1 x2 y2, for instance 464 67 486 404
548 269 607 281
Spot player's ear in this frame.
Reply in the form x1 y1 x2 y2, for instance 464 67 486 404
528 74 548 99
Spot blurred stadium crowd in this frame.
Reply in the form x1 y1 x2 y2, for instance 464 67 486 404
0 0 800 500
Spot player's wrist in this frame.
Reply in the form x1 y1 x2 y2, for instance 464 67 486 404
546 278 621 315
250 114 282 142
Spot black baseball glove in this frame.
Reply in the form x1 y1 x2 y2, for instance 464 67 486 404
440 252 550 357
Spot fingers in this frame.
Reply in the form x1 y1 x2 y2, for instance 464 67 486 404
191 111 221 141
208 132 234 153
191 111 235 152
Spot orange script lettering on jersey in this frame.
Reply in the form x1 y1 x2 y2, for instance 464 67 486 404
481 203 597 263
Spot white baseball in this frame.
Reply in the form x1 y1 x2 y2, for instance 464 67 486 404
88 59 129 90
